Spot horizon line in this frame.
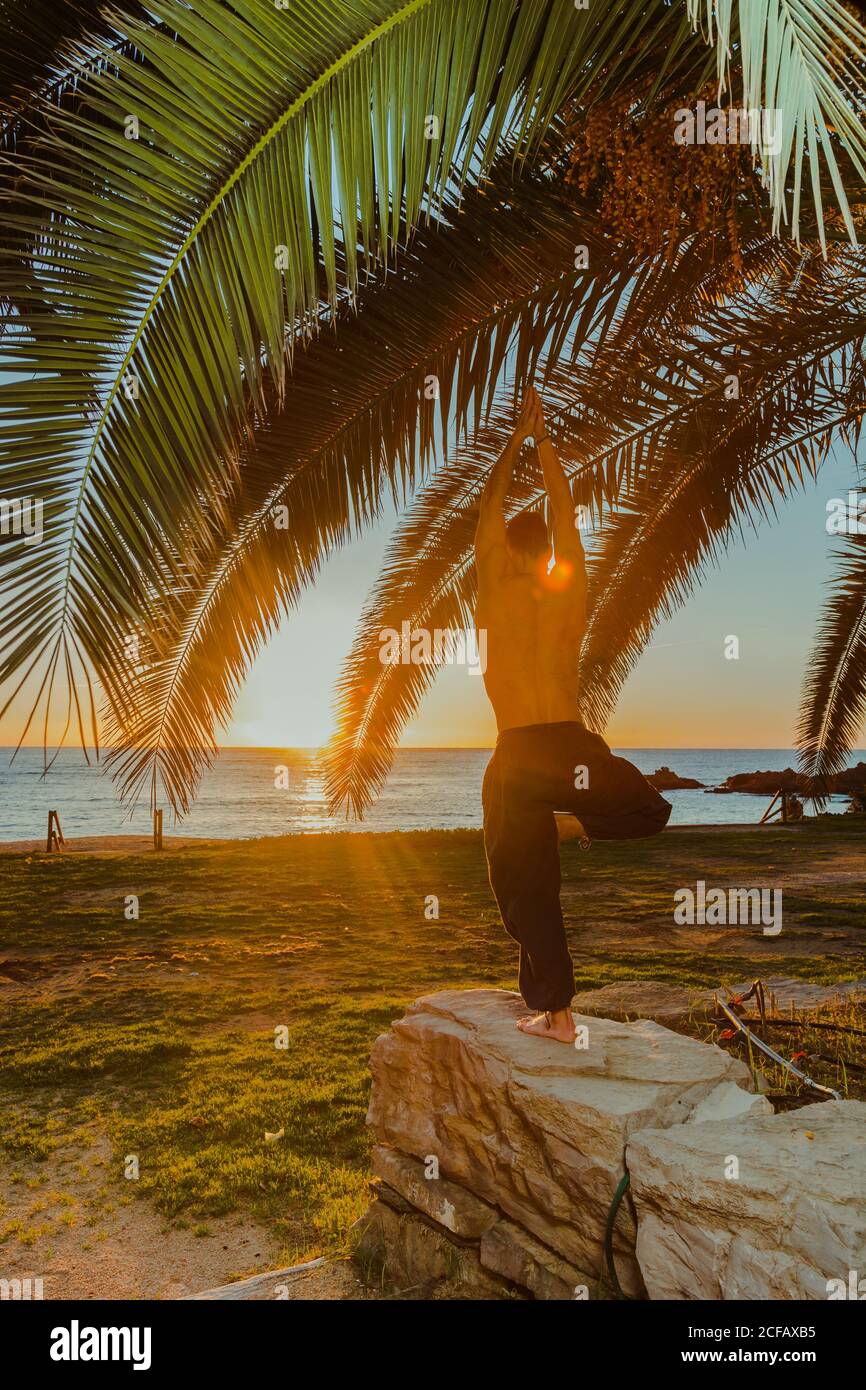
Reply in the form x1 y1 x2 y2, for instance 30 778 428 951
2 744 857 754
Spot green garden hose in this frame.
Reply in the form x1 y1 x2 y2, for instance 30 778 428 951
601 1169 632 1300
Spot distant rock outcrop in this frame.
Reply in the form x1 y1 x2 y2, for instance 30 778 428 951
708 761 866 795
647 765 704 790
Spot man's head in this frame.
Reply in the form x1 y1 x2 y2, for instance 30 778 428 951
505 511 551 571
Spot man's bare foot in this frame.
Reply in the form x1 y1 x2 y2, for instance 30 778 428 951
516 1008 576 1043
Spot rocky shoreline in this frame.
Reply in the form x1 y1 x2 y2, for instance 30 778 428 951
648 761 866 797
647 765 705 790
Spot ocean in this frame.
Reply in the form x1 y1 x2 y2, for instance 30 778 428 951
0 746 860 842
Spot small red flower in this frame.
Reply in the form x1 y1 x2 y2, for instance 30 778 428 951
790 1051 807 1062
720 1029 737 1040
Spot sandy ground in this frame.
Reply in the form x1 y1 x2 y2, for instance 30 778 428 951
2 1129 276 1300
0 824 763 856
0 1128 374 1301
0 835 223 856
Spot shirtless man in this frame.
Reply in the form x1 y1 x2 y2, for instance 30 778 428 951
475 387 671 1042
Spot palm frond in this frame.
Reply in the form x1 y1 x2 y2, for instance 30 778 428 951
687 0 866 246
0 5 147 326
1 0 702 759
798 528 866 792
580 248 866 730
0 0 137 115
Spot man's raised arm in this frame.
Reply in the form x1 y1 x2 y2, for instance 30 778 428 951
531 388 585 578
475 394 535 563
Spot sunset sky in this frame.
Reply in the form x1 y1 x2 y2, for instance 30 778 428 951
224 444 856 751
0 444 855 753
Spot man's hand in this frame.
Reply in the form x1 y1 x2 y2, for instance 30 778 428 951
515 386 546 443
529 385 546 440
514 390 536 442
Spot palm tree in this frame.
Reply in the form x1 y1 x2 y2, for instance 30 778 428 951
1 0 865 816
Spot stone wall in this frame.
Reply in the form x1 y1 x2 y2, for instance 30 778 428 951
353 988 866 1300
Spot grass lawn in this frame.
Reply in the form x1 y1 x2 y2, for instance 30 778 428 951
0 820 864 1286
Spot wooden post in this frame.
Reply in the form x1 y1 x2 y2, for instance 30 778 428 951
759 790 781 825
46 810 65 853
153 808 163 851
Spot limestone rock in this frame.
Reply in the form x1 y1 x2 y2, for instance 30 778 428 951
352 1195 511 1299
627 1100 866 1299
689 1080 773 1125
371 1145 498 1239
571 975 866 1027
753 976 866 1014
480 1220 593 1301
570 980 722 1025
367 988 767 1296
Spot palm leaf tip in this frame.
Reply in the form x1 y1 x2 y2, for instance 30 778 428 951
687 0 866 247
798 530 866 796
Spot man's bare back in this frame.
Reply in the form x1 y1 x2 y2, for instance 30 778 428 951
474 387 586 734
477 565 584 731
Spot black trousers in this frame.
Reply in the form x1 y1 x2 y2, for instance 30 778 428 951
482 721 672 1013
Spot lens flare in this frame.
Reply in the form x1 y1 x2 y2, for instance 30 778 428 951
545 559 574 591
